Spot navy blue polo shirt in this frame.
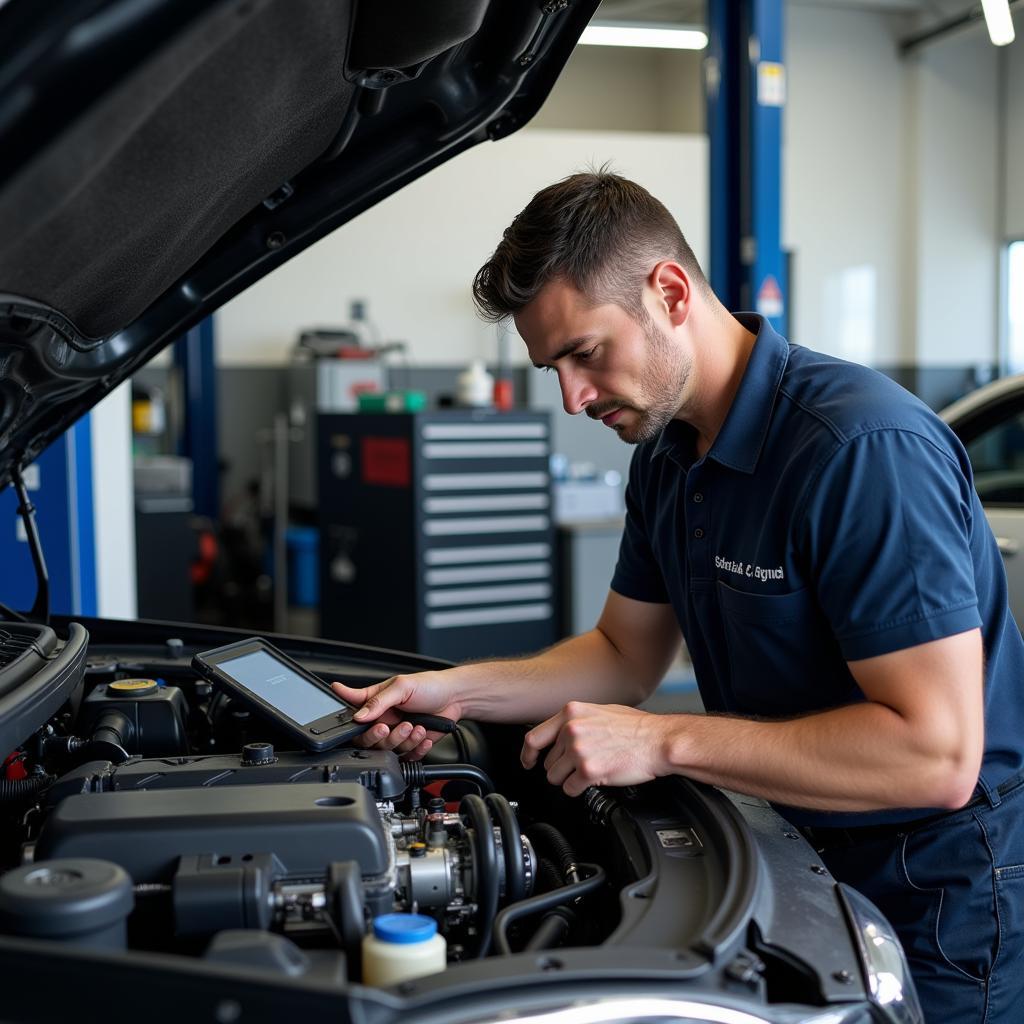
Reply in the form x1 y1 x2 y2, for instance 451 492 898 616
611 314 1024 827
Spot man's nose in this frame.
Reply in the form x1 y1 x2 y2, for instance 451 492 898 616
559 370 598 416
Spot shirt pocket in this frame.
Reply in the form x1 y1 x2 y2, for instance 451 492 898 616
716 581 847 715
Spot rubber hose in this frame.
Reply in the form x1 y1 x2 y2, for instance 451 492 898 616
485 793 527 903
0 774 52 803
523 907 574 952
536 857 562 893
493 864 606 956
528 823 578 882
461 793 499 958
403 761 495 795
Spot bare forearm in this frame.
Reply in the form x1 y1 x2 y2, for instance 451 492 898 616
453 628 652 725
335 595 677 758
664 701 979 812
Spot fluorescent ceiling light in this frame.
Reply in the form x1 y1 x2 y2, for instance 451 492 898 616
980 0 1016 45
579 22 709 50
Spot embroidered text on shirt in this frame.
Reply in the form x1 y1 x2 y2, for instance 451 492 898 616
715 555 785 582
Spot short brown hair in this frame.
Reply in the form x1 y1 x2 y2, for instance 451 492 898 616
472 169 707 323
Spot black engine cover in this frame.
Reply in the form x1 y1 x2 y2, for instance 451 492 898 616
34 783 388 883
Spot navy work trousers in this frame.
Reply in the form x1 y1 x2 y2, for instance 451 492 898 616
820 777 1024 1023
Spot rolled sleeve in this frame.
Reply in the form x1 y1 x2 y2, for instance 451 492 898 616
800 428 982 660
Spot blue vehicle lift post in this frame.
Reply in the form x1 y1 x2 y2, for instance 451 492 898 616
173 317 219 520
707 0 787 338
0 417 98 619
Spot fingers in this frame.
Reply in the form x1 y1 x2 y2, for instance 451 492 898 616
378 721 415 751
403 737 433 762
562 770 591 799
329 672 453 764
544 740 595 797
521 711 566 768
331 677 407 723
543 733 566 772
390 724 429 754
351 722 431 755
544 747 576 787
524 703 600 796
331 681 372 706
352 675 415 722
352 721 392 748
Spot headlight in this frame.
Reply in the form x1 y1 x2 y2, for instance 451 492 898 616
838 883 924 1024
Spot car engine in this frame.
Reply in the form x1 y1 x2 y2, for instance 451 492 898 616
0 622 561 969
0 618 901 1024
21 746 536 961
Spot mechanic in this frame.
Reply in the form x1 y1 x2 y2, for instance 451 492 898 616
333 172 1024 1022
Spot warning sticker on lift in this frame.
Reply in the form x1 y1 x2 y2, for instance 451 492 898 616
756 275 784 319
757 61 786 107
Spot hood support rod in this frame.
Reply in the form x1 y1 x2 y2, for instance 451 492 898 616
12 466 50 625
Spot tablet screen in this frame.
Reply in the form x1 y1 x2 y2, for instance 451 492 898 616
219 649 343 725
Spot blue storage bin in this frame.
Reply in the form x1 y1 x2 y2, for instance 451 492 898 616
286 526 319 607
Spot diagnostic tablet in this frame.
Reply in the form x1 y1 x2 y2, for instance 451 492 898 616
192 637 369 752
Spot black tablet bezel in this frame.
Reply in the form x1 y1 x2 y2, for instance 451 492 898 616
191 637 369 752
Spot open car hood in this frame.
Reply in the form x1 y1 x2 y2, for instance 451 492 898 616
0 0 596 492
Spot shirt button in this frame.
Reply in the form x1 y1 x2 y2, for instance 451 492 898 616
693 492 704 503
693 528 704 539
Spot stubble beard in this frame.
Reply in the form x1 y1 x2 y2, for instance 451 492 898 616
610 318 691 445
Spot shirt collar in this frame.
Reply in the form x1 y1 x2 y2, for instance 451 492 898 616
651 313 790 474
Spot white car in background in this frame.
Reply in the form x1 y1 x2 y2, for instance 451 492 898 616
942 376 1024 627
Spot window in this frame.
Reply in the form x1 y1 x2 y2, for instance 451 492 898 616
1008 240 1024 373
966 409 1024 504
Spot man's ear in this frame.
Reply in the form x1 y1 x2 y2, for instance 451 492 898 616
648 261 691 326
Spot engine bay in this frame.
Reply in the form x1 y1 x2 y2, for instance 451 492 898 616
0 620 697 967
0 617 881 1020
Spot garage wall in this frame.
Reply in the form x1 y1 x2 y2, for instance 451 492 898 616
784 5 1010 369
911 29 1000 366
528 45 704 134
90 383 137 619
783 4 910 362
216 130 708 367
1007 36 1024 239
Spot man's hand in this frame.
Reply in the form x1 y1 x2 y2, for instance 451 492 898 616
521 701 674 798
331 672 466 760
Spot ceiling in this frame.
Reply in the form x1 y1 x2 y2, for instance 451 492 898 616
593 0 983 27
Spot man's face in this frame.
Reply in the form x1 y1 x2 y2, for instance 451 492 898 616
515 279 690 445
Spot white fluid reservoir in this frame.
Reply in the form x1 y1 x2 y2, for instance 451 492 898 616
456 360 495 407
362 913 447 986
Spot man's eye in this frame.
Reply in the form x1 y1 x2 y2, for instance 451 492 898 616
538 365 554 374
575 348 596 361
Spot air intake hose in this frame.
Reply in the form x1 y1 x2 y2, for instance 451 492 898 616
400 760 494 795
0 773 52 803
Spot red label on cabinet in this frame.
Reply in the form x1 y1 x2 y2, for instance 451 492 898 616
361 437 411 487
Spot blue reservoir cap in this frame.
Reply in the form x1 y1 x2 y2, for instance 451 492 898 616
372 913 438 944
